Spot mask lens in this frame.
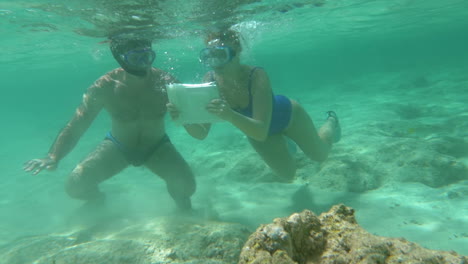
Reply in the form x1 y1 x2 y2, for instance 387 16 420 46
123 48 156 67
199 47 232 67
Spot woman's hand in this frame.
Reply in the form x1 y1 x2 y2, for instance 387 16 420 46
206 99 234 121
166 103 180 121
23 157 57 175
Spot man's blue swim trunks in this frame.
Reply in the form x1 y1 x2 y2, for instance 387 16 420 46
105 132 170 166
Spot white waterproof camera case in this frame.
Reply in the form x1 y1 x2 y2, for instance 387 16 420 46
166 82 222 125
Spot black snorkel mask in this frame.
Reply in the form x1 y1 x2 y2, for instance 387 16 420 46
110 38 155 77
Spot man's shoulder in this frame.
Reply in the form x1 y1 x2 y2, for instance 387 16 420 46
103 68 125 80
92 68 123 88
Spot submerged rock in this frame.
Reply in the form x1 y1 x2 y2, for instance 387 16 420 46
238 204 467 264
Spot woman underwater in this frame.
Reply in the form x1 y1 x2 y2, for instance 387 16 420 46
169 29 341 182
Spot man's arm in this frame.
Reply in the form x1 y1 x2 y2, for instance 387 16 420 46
24 78 105 175
48 79 105 162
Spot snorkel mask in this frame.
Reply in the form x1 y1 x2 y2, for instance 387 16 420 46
121 47 155 69
110 38 155 77
199 46 236 68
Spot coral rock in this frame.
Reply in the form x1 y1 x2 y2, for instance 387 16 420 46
239 204 467 264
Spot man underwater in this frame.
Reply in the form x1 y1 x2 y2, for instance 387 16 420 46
24 37 196 211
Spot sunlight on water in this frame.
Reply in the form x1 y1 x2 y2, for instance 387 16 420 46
2 0 467 68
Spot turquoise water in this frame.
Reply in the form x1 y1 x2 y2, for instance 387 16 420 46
1 0 467 262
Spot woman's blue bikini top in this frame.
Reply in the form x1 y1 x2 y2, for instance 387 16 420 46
211 67 292 135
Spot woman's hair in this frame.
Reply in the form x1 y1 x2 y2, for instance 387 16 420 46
205 29 242 52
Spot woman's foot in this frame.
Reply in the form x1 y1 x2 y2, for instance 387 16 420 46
326 111 341 143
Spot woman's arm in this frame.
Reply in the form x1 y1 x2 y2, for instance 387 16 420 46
184 123 211 140
207 69 272 141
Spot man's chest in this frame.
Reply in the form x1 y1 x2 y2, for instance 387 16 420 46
105 85 168 121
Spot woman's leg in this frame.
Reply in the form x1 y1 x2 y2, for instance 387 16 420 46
284 100 339 162
248 134 297 182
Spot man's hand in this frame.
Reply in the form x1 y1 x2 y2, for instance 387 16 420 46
23 157 57 175
166 103 180 120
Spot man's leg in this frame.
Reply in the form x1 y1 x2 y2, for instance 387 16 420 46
144 141 196 211
65 140 128 202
